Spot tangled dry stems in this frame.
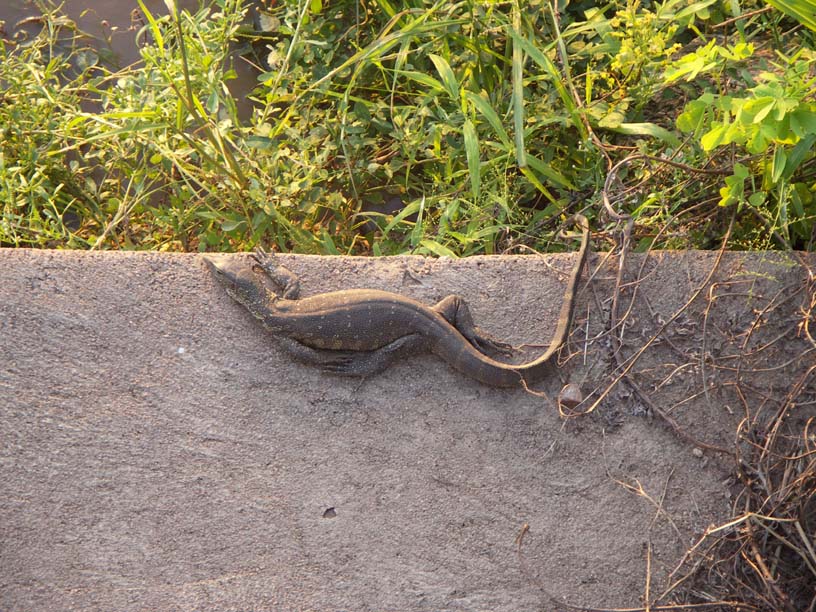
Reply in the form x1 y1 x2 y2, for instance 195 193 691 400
558 158 816 611
660 260 816 611
663 395 816 611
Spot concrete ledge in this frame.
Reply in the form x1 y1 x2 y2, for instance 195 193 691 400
1 249 813 610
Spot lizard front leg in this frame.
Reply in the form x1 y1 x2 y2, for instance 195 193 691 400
432 295 513 356
252 247 300 299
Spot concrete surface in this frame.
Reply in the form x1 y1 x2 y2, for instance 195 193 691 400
1 248 813 611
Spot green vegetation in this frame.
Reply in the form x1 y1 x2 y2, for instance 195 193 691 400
1 0 814 252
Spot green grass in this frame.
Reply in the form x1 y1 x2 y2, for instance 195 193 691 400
1 0 814 253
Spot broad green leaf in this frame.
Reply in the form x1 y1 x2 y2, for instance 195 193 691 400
597 110 625 128
676 95 715 133
748 192 767 207
383 198 421 234
716 41 754 61
791 183 811 218
525 154 574 189
663 40 717 83
206 90 219 115
741 97 776 123
790 108 816 137
418 239 457 258
782 134 816 180
464 91 512 147
771 146 787 183
701 122 732 150
761 116 794 145
428 54 459 102
397 70 445 94
246 135 276 150
663 55 714 83
728 0 743 35
719 166 747 207
221 219 246 232
672 0 719 22
251 212 267 230
747 125 769 153
353 100 371 122
608 122 681 146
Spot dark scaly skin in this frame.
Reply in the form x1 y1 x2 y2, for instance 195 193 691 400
204 215 589 387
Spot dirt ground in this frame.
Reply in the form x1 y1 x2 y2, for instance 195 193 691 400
1 248 813 611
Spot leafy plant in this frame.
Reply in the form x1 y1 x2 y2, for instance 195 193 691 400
1 0 814 252
673 45 816 246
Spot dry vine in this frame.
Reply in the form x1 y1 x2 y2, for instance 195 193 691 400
546 157 816 611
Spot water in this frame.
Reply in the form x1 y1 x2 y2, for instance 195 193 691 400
0 0 259 121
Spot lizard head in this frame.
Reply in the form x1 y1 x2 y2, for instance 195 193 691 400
203 254 268 311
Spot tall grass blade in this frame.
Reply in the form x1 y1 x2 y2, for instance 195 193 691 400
136 0 164 50
766 0 816 31
526 154 575 189
506 27 587 141
512 0 526 167
463 119 481 198
519 166 556 204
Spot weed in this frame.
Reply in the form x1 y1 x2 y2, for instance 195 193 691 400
1 0 814 252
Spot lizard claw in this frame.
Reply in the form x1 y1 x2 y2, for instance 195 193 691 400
252 247 283 280
321 356 358 374
250 246 301 300
474 337 514 357
462 327 514 356
252 246 270 265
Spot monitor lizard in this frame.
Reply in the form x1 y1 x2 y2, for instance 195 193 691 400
204 214 589 387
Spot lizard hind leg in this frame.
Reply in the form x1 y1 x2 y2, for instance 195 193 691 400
278 335 426 377
432 295 513 356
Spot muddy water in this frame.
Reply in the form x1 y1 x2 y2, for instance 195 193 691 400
0 0 259 121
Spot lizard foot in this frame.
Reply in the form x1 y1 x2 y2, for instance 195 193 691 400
432 294 513 357
469 334 514 357
320 335 425 377
252 246 274 270
251 246 301 300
